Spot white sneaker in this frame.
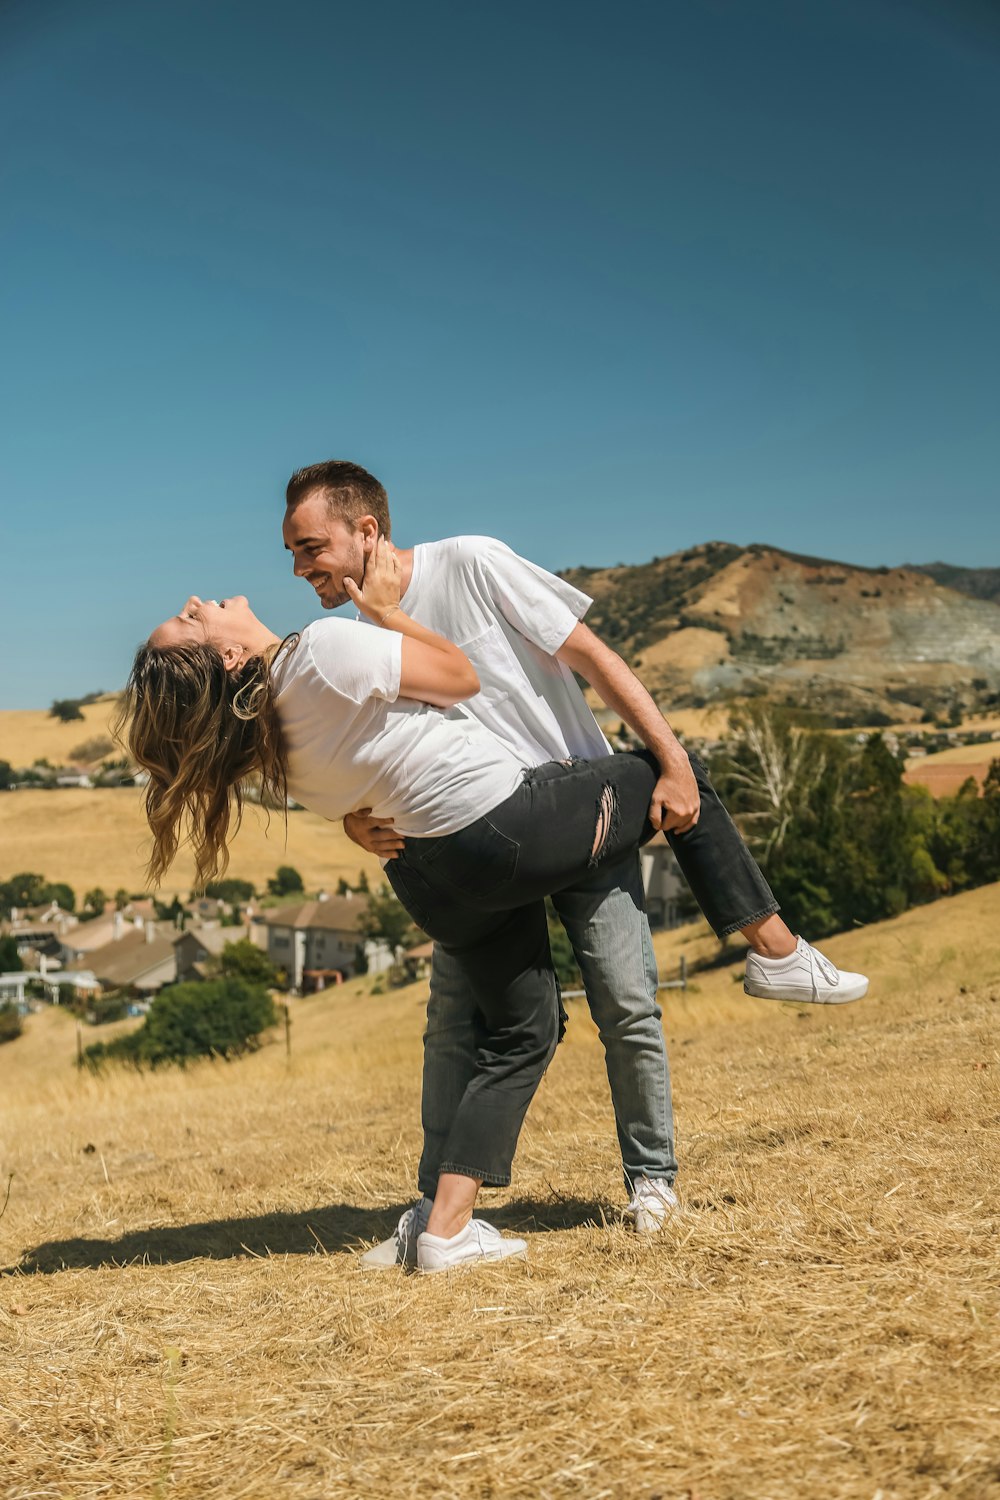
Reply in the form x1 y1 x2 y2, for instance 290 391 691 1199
359 1196 432 1270
417 1218 528 1274
744 936 869 1005
625 1176 680 1234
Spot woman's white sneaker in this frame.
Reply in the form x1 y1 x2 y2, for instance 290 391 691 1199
417 1219 528 1274
360 1196 433 1269
744 936 868 1004
625 1176 680 1234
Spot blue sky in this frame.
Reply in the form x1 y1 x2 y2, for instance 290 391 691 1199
2 0 998 708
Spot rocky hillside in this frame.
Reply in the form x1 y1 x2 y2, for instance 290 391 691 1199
912 563 1000 604
561 544 1000 724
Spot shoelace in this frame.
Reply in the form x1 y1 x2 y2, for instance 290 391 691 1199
626 1180 676 1215
395 1201 428 1247
471 1219 500 1248
805 943 840 996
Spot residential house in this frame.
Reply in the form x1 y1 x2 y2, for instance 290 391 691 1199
68 925 176 996
60 902 157 965
256 895 372 992
173 925 233 983
3 902 79 964
392 940 435 986
185 896 230 926
640 841 690 931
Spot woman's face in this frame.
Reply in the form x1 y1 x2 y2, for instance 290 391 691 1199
148 595 261 659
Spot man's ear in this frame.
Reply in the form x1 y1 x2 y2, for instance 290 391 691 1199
358 515 380 553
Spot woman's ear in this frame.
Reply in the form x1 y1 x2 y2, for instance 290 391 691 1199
221 643 245 673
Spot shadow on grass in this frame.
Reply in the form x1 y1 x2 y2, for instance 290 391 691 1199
4 1194 609 1275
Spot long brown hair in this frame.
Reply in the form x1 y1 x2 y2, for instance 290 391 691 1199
115 637 295 888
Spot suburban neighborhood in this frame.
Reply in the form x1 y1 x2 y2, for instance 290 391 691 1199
0 845 690 1022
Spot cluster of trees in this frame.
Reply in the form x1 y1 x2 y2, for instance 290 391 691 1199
48 691 105 723
0 875 142 921
0 866 316 929
83 977 277 1070
0 872 77 918
1 753 133 789
712 709 1000 939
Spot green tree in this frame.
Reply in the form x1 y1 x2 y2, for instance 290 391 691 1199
204 878 256 904
358 884 424 952
546 901 581 987
0 936 23 972
83 978 277 1070
42 882 75 912
0 873 48 913
49 698 84 722
0 760 13 790
0 1004 23 1045
0 873 75 915
267 865 304 898
82 887 109 918
153 894 187 927
219 939 281 987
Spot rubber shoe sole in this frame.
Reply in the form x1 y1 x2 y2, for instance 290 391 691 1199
418 1245 528 1276
744 975 869 1004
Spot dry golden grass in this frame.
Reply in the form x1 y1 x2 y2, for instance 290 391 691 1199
0 789 382 898
1 885 998 1497
903 742 999 799
905 744 1000 770
0 700 122 768
0 703 382 896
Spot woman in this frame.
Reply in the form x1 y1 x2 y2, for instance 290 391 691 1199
122 543 661 1271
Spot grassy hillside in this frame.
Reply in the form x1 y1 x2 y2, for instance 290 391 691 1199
0 698 122 768
1 885 998 1498
0 788 382 897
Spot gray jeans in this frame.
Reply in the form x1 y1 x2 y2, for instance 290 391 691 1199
418 848 675 1195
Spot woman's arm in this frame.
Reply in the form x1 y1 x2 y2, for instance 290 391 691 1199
344 539 480 709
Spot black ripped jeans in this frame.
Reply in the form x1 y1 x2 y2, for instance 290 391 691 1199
386 750 776 1188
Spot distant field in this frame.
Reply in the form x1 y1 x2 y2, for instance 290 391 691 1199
1 883 997 1498
0 698 122 767
5 698 998 766
904 739 1000 798
0 788 382 898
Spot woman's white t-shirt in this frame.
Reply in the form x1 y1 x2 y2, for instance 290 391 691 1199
271 619 525 837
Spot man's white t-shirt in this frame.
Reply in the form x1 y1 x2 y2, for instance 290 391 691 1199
398 536 611 767
271 619 523 836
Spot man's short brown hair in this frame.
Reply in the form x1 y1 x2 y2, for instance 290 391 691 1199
285 460 391 540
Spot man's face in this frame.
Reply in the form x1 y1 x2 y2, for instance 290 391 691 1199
282 493 370 610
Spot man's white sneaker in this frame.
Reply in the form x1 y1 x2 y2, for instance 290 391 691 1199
359 1196 433 1269
744 936 868 1005
625 1176 680 1235
417 1219 528 1274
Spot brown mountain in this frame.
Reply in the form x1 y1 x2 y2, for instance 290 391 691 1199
560 543 1000 723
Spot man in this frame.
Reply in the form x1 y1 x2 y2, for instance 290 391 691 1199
281 460 868 1263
